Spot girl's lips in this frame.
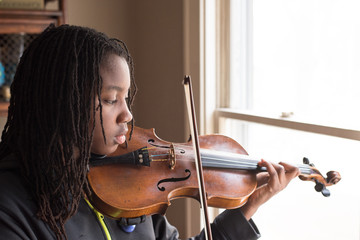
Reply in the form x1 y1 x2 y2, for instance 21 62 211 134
115 135 126 145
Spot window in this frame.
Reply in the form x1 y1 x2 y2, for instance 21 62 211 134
204 0 360 239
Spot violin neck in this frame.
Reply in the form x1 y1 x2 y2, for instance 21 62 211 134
200 149 313 175
201 149 265 171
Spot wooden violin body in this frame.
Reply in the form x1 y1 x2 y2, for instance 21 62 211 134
87 126 257 219
87 126 341 219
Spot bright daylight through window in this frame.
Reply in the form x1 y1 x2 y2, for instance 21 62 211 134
204 0 360 239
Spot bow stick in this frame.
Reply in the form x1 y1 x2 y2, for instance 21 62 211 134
183 75 213 240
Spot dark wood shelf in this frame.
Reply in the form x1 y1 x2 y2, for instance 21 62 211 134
0 9 63 17
0 4 65 34
0 1 67 117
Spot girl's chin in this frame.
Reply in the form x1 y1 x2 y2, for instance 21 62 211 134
91 145 118 156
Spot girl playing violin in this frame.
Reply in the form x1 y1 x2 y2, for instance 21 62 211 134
0 24 299 240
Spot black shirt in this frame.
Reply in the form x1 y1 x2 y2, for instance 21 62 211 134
0 168 260 239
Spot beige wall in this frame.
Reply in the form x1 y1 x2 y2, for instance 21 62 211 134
67 0 186 143
66 0 197 238
0 0 199 238
123 1 186 143
67 0 130 45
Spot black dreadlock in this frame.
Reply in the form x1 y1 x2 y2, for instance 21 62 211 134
0 25 137 240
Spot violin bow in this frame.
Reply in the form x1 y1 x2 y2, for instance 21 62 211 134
183 75 213 240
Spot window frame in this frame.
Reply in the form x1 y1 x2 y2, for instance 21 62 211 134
202 0 360 141
200 1 360 239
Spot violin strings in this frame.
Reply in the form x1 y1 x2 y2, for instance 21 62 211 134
150 154 169 157
145 146 314 175
142 147 170 162
202 156 313 174
151 159 168 162
149 152 171 162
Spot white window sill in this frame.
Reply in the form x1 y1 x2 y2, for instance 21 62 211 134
216 108 360 141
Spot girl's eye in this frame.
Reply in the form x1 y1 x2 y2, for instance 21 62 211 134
104 99 118 105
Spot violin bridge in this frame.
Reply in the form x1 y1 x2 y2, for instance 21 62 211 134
168 143 176 170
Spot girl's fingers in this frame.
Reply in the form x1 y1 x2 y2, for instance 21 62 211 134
242 160 300 220
277 162 300 188
258 159 277 177
258 159 281 190
258 159 299 190
279 161 300 179
256 172 270 188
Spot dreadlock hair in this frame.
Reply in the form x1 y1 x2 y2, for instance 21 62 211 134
0 24 137 240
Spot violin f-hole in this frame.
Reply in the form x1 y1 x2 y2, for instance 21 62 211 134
157 169 191 191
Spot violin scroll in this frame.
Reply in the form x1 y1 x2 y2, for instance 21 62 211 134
326 171 341 185
298 157 341 197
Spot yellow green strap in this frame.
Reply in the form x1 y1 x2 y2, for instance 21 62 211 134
84 199 112 240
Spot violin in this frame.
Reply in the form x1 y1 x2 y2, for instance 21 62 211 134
87 125 341 220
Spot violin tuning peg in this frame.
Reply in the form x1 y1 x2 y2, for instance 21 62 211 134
314 180 324 192
314 180 331 197
303 157 315 166
321 188 330 197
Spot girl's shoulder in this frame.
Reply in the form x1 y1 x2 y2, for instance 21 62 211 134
0 168 56 239
0 153 28 204
0 167 35 214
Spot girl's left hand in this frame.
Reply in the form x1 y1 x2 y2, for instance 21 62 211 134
240 159 300 220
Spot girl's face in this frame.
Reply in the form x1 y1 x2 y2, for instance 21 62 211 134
91 54 133 155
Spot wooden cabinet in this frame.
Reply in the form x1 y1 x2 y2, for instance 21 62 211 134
0 0 67 116
0 0 66 33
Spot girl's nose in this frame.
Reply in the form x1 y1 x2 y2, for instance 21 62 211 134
117 104 133 124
